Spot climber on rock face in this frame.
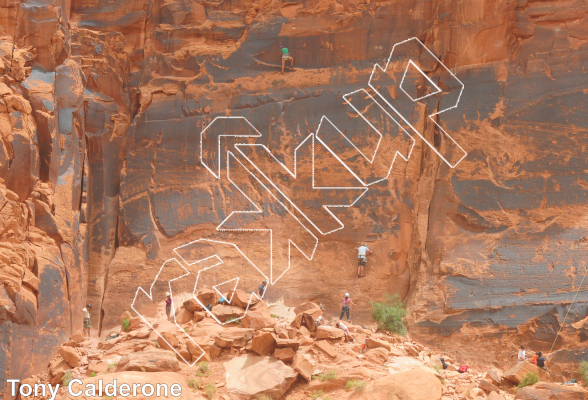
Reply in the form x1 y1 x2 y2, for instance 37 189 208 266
280 45 293 74
83 304 92 339
357 243 371 278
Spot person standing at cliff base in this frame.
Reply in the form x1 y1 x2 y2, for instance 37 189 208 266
357 243 371 277
83 304 92 339
258 279 268 298
280 46 293 74
518 346 526 363
165 292 172 321
536 351 547 369
340 293 355 322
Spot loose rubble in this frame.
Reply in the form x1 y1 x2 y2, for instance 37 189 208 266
22 296 588 400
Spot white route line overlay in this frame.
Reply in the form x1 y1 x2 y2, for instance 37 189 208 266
235 133 368 236
193 146 319 285
173 239 266 325
131 258 205 366
132 37 467 365
341 88 415 168
368 36 467 168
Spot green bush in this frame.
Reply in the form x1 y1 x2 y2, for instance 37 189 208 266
345 379 367 391
122 317 131 331
370 293 407 335
61 370 73 386
579 361 588 386
518 372 540 388
89 372 96 377
188 378 200 390
314 370 337 381
204 383 216 399
196 361 210 377
311 390 324 399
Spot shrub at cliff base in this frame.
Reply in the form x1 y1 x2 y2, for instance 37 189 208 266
580 361 588 386
518 372 540 389
370 294 407 335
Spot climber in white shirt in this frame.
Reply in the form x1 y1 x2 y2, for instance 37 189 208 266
357 243 371 278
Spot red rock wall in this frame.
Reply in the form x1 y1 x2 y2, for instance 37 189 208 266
2 0 588 393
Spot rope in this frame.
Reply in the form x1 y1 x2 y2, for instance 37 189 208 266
549 266 588 353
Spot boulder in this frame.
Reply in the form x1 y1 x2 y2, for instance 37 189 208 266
176 344 192 363
404 344 420 357
128 327 151 339
274 347 296 362
478 379 499 393
389 347 408 357
299 326 311 337
157 331 179 351
120 311 133 325
212 304 244 321
251 332 277 356
275 338 301 351
226 289 256 309
291 307 323 332
197 289 220 308
118 311 142 331
189 320 224 338
293 301 321 315
514 382 588 400
183 298 204 312
49 357 70 385
59 346 82 368
366 337 392 351
215 328 254 348
314 340 337 359
241 301 276 329
63 339 80 348
503 362 550 385
485 370 502 386
348 370 443 400
292 353 313 382
316 326 344 339
193 311 206 323
70 331 84 343
189 338 221 360
105 339 155 356
225 355 298 399
59 372 205 400
174 306 193 324
364 348 389 365
116 349 181 372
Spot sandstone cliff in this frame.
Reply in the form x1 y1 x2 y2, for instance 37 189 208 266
1 0 588 394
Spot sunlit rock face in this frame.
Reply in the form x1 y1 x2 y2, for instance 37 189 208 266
1 0 588 391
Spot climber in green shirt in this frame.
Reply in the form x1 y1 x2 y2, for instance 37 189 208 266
280 45 293 74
